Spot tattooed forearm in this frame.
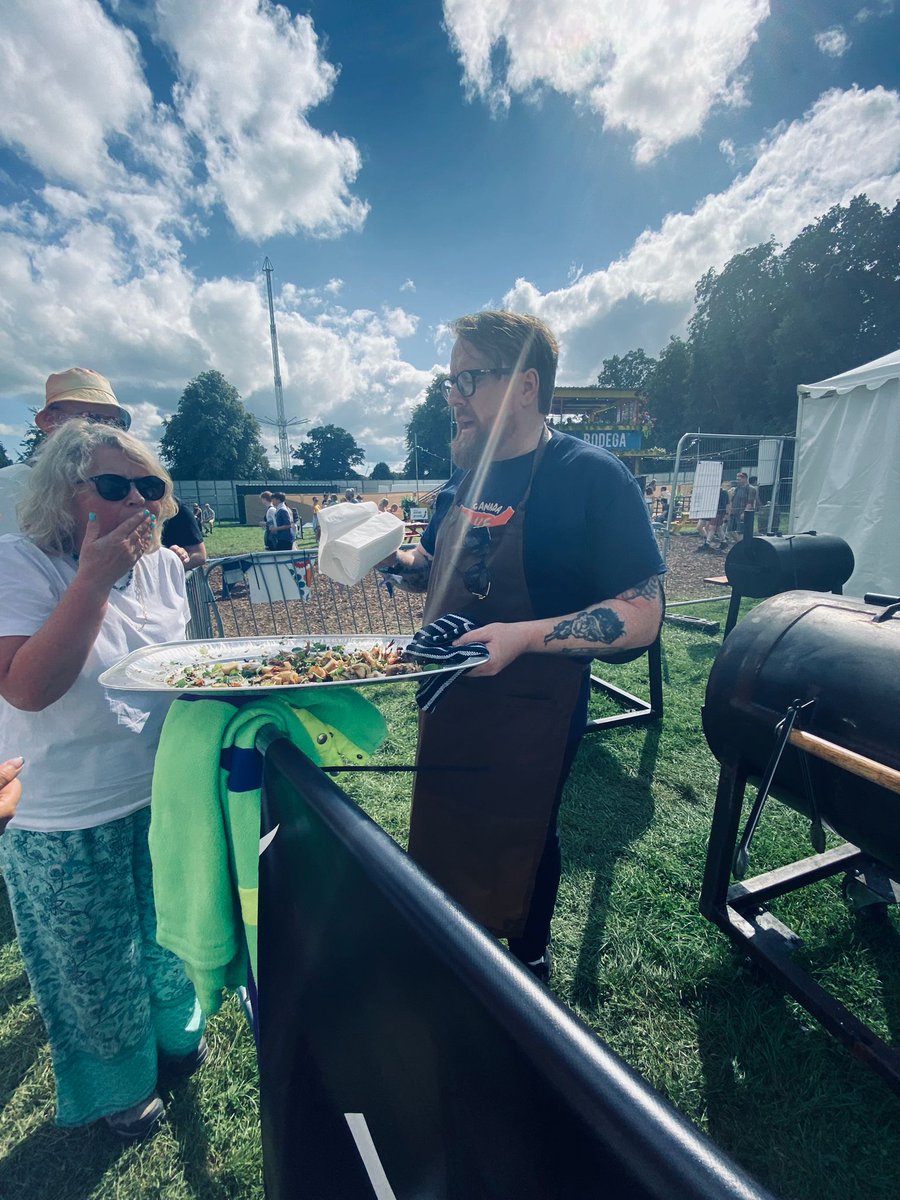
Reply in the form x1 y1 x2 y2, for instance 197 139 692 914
388 558 431 593
618 574 663 602
543 605 625 648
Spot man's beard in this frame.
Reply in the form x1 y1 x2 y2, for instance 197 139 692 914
451 425 488 470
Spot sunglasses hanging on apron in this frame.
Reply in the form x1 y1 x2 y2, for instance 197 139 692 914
409 427 586 937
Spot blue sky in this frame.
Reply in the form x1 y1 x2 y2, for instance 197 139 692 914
0 0 898 471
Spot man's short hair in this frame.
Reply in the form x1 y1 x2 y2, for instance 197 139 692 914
260 490 273 500
272 492 286 503
451 311 559 415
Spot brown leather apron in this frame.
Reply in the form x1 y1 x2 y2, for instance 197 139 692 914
408 429 586 937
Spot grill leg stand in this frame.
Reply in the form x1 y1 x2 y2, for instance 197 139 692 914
584 637 663 733
700 764 747 923
700 763 900 1094
723 590 743 639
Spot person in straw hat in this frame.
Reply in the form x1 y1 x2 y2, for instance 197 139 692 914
1 370 204 570
1 369 131 537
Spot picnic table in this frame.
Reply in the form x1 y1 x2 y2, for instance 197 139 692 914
404 521 428 542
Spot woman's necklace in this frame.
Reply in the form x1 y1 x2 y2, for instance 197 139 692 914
72 555 148 627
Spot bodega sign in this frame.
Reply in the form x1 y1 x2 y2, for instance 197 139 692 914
575 430 642 451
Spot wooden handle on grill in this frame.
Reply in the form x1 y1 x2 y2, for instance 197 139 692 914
788 730 900 796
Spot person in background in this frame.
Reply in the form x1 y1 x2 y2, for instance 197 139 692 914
0 369 131 538
162 497 207 569
259 490 276 550
378 498 390 513
382 311 664 982
271 491 294 550
201 502 215 536
0 755 23 833
389 503 400 517
0 420 205 1140
344 487 359 503
328 493 339 507
192 502 202 522
311 496 322 542
695 485 730 553
726 471 758 542
0 368 199 574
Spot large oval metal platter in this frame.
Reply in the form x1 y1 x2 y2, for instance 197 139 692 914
98 634 489 694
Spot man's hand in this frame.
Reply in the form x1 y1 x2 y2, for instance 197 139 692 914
453 622 531 676
167 542 207 570
0 756 24 833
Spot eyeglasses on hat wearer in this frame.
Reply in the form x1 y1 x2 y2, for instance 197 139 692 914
43 406 129 431
462 525 492 600
440 368 514 402
86 474 167 502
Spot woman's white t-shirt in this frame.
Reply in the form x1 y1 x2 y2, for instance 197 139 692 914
0 535 189 831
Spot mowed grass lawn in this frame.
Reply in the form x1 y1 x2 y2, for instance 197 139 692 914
2 599 900 1198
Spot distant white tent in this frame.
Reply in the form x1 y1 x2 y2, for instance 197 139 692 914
792 347 900 598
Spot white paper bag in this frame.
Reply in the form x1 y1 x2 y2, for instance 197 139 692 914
317 501 405 586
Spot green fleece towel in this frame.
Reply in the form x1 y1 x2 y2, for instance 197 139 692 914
150 689 386 1014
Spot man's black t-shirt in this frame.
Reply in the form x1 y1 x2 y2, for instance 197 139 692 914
162 499 204 549
421 429 664 620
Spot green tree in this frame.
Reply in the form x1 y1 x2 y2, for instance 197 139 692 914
403 375 452 479
16 413 47 463
644 337 694 451
160 370 270 479
290 424 365 479
369 461 393 480
767 196 900 406
0 442 11 468
597 349 657 391
688 240 784 432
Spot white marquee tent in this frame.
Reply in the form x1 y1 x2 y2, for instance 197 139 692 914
792 347 900 598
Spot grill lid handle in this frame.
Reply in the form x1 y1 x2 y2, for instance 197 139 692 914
873 601 900 623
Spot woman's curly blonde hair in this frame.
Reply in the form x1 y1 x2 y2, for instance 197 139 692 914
19 420 177 556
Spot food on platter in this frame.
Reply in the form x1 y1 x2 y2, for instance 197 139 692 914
164 641 424 689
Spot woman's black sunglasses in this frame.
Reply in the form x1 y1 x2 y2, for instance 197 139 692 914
87 474 167 502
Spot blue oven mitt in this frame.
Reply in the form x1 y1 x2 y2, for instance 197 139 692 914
403 613 490 711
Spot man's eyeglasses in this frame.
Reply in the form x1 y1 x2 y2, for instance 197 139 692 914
462 525 491 600
44 406 130 431
86 474 167 502
440 368 514 401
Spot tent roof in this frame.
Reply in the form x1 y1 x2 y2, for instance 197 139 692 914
798 347 900 399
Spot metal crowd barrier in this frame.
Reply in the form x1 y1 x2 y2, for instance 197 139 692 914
185 549 426 641
257 737 776 1200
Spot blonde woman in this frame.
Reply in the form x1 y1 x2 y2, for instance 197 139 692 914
0 420 205 1140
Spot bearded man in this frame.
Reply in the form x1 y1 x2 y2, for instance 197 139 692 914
384 311 665 982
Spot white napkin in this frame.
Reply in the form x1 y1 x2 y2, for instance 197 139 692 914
317 501 405 586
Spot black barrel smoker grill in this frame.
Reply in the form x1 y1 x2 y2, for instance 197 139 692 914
700 590 900 1089
722 531 855 636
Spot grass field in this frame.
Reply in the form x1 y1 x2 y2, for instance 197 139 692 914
204 521 316 558
2 602 900 1198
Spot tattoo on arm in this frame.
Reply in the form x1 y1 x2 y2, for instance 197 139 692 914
389 557 431 593
543 605 625 648
618 574 662 602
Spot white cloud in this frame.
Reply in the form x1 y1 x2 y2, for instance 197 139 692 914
442 0 770 161
154 0 368 240
502 86 900 381
401 279 416 292
0 0 151 189
814 27 850 57
719 138 737 164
